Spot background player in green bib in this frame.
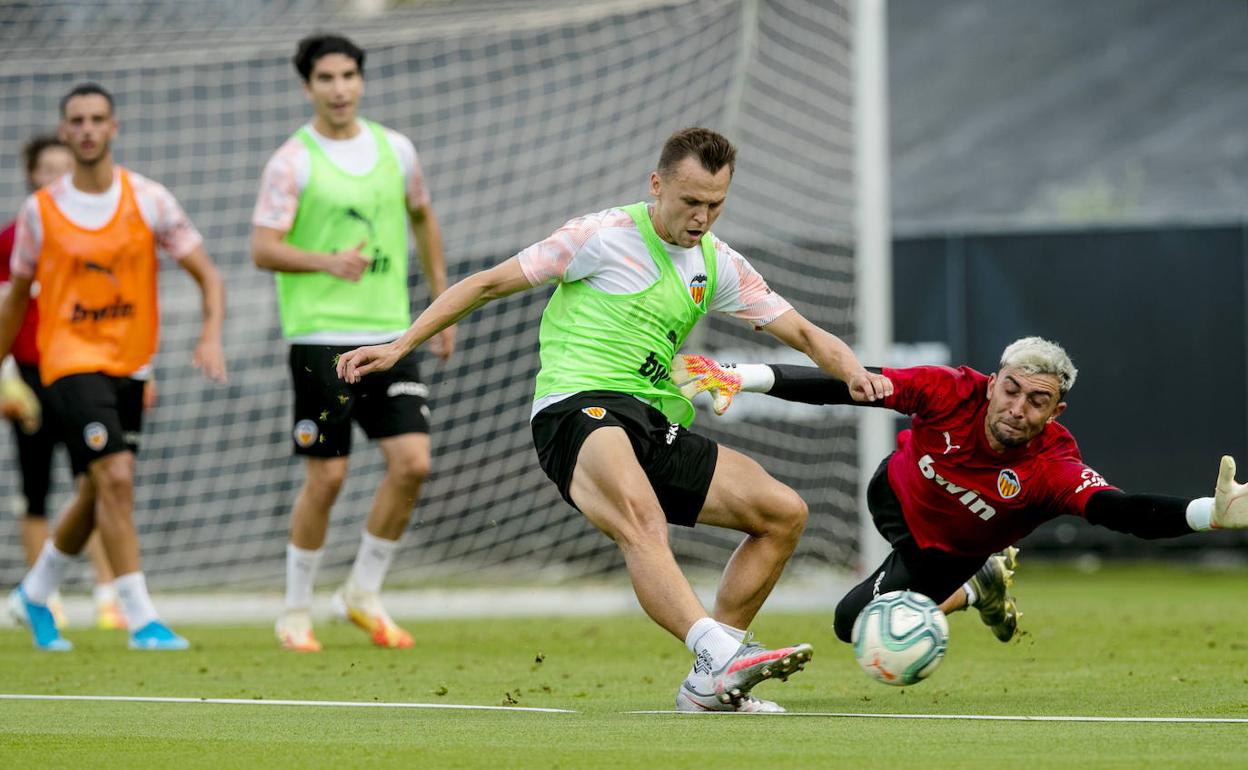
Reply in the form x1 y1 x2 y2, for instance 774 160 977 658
252 34 454 652
337 128 892 711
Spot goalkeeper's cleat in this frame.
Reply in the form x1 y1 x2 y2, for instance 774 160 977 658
8 587 72 651
275 609 322 652
672 354 742 416
676 683 786 713
96 597 127 631
332 585 413 649
1213 455 1248 529
128 620 190 651
969 546 1021 642
48 590 67 630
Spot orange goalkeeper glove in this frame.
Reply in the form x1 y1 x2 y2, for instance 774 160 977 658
671 354 744 416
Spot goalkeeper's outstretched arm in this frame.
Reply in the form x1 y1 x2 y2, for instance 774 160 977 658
337 257 531 383
671 356 886 415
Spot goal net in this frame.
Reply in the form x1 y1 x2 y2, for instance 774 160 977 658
0 0 858 592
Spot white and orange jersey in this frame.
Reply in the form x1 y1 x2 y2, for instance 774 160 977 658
11 169 202 278
252 120 429 233
516 207 793 329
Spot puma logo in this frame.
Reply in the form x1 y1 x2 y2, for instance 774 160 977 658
942 431 961 455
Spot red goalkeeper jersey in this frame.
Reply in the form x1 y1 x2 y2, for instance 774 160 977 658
0 219 40 366
881 365 1117 557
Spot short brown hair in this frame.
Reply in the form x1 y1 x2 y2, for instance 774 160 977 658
657 127 737 178
22 134 68 186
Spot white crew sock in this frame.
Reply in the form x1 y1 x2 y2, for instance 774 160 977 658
114 571 159 630
963 581 978 608
718 622 748 642
93 582 117 604
685 617 743 679
20 541 74 605
347 531 400 595
285 543 323 611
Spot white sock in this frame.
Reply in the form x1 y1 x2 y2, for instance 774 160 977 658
963 581 978 607
93 583 117 604
114 571 159 630
285 543 323 611
685 617 743 678
20 541 74 605
718 622 748 643
347 531 400 595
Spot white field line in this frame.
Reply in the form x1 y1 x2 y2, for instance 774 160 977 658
627 710 1248 723
0 693 575 714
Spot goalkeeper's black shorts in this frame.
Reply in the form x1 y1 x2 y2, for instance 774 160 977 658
530 390 717 527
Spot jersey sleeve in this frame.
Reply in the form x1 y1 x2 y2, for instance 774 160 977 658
251 141 305 233
881 365 982 420
134 178 203 260
10 197 42 279
385 130 430 210
1036 459 1119 517
514 211 608 286
708 239 793 327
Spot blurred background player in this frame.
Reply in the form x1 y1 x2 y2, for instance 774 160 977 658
674 338 1248 643
336 127 892 711
251 34 452 652
2 134 125 631
1 83 227 651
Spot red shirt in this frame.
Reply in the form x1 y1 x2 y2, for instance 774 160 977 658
0 219 40 365
882 365 1116 557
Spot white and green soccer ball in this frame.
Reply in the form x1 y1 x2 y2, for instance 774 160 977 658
851 590 950 686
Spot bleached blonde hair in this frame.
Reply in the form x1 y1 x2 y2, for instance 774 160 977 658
999 337 1078 397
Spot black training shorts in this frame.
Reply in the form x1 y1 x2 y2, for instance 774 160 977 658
288 344 430 457
530 390 718 527
43 372 143 476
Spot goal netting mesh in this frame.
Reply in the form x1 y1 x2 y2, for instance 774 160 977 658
0 0 858 591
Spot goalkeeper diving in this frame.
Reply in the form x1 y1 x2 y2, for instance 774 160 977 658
674 337 1248 644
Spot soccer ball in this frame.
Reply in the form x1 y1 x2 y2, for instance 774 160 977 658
851 590 949 686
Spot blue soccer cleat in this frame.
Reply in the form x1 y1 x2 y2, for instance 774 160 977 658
8 586 73 651
128 620 190 651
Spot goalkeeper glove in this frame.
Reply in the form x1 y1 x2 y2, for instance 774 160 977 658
671 354 743 416
0 367 40 434
1213 455 1248 529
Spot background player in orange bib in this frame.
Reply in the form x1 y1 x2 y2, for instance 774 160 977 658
0 83 227 651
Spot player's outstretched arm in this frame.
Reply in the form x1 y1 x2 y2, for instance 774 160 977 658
1082 456 1248 537
759 309 892 402
673 354 886 414
337 256 532 383
178 246 227 383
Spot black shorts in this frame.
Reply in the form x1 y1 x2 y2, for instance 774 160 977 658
530 390 718 527
43 373 144 477
832 454 989 642
289 344 430 457
9 363 59 516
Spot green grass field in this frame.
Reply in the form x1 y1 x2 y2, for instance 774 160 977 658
2 564 1246 768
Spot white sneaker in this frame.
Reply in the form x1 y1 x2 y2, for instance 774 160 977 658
331 584 412 649
275 609 322 652
676 685 786 713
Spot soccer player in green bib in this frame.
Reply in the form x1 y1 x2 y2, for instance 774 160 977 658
252 34 453 652
337 128 892 710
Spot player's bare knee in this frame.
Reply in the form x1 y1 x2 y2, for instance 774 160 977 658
763 486 808 542
88 457 134 500
304 462 348 500
388 452 430 487
600 497 669 549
